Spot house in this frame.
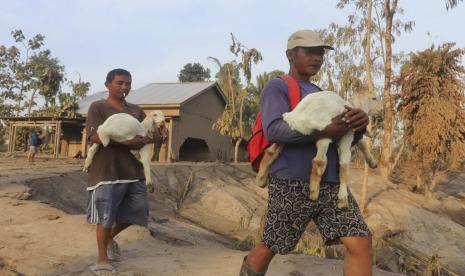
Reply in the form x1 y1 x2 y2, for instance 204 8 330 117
78 82 232 162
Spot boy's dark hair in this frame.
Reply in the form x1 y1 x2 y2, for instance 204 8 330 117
106 68 131 83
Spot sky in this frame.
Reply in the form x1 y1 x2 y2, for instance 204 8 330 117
1 0 464 95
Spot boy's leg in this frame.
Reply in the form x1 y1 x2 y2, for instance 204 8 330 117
96 225 111 263
110 223 131 239
340 236 372 276
87 183 129 265
115 181 149 227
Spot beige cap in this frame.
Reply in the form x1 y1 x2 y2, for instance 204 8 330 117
287 30 333 50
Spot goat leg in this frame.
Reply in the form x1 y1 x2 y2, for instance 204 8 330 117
338 164 350 208
337 133 353 209
83 144 100 172
139 145 154 193
255 143 283 187
309 139 331 201
356 139 377 168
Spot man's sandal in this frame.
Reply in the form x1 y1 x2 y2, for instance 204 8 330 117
89 263 117 276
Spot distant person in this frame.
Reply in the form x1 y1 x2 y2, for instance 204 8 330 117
27 130 44 163
85 68 152 276
239 30 372 276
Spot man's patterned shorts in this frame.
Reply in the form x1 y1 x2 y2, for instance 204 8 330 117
261 176 371 254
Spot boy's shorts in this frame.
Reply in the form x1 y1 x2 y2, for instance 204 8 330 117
262 177 371 254
29 146 39 153
86 181 149 228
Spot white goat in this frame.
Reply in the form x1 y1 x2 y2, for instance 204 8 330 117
83 110 166 193
256 91 379 208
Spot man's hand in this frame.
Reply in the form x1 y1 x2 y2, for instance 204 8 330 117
343 106 369 132
120 135 151 150
321 113 351 140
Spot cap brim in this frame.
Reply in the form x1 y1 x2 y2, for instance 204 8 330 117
288 44 334 50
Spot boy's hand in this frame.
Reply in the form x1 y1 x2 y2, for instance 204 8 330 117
120 135 151 150
343 106 369 132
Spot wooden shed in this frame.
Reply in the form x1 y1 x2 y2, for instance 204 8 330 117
2 116 85 158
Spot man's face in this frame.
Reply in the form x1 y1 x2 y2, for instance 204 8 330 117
105 74 132 100
289 47 325 77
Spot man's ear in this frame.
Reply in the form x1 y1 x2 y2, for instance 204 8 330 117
104 81 109 89
286 49 294 63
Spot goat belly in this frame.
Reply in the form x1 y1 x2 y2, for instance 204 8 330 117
283 91 347 134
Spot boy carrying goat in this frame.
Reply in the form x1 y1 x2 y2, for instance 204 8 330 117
240 30 373 276
85 68 156 276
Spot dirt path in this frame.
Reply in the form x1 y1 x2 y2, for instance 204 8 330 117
2 154 460 275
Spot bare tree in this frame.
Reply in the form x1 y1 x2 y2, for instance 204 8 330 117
209 34 262 162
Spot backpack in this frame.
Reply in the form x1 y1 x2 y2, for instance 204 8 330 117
247 75 301 172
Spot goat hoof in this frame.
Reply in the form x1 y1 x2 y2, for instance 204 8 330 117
309 191 319 201
255 177 268 188
338 197 348 209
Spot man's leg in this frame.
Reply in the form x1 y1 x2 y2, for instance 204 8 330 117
340 236 372 276
244 243 275 273
242 177 316 275
315 183 373 276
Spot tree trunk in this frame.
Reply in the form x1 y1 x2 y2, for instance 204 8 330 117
226 65 236 117
365 0 375 95
27 88 38 116
415 169 422 192
379 0 397 178
391 143 404 171
360 125 373 215
234 138 242 163
360 0 375 215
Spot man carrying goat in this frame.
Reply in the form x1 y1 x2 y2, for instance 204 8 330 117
85 68 154 276
240 30 373 276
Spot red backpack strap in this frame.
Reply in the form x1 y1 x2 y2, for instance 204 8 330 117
279 75 300 110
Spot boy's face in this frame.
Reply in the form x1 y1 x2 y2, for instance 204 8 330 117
288 47 325 77
105 74 132 100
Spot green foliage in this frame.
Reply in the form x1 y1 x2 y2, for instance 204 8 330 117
209 34 263 158
27 50 65 114
178 62 211 82
0 29 91 118
243 70 285 136
445 0 463 10
398 43 465 188
39 77 90 117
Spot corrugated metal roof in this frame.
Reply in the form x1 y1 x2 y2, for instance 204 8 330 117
128 82 217 105
78 82 221 115
77 91 108 115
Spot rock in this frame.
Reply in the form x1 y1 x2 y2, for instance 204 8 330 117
46 215 60 220
18 192 31 200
